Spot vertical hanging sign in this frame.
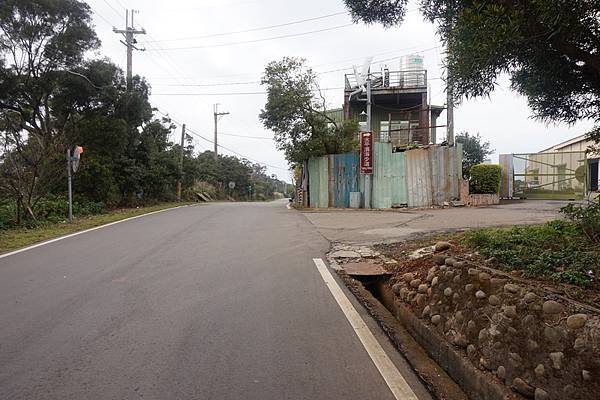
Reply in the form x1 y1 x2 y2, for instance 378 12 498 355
360 132 373 174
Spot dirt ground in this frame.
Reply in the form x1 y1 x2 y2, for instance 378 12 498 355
370 236 600 400
301 200 568 245
375 234 600 309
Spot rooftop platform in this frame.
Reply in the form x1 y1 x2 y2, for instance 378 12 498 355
344 70 428 95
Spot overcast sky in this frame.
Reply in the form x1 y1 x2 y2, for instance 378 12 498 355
86 0 595 180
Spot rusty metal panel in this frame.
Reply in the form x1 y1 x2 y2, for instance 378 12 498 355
372 142 393 208
328 155 334 207
429 146 443 205
428 145 461 205
308 156 329 208
308 158 320 208
333 153 360 207
499 154 514 198
406 148 433 207
317 156 329 208
391 150 408 206
450 144 460 199
372 143 408 208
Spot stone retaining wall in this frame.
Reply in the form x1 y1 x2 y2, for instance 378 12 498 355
390 255 599 400
460 180 500 206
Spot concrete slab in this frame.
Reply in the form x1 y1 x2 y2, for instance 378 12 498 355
301 200 568 245
342 261 391 277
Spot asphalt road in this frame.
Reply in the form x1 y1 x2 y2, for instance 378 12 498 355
0 201 430 400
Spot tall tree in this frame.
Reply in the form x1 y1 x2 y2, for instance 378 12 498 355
343 0 600 138
455 132 493 178
0 0 99 218
260 57 358 164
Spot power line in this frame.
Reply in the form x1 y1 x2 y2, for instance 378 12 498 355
152 81 261 87
101 0 124 20
151 87 343 96
143 45 441 83
189 127 288 170
145 11 348 43
145 24 354 51
112 0 127 10
140 0 261 13
155 109 288 171
219 132 273 140
133 14 214 108
92 7 117 27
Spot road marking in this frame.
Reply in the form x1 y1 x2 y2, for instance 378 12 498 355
313 258 419 400
0 205 193 260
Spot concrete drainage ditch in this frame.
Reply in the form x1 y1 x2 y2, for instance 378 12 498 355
334 259 469 400
330 242 599 400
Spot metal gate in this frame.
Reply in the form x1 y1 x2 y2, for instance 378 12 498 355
508 151 588 200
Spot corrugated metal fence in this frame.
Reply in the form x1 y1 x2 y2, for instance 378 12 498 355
307 144 461 208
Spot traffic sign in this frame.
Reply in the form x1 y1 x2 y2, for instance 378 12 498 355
360 132 373 174
71 146 84 173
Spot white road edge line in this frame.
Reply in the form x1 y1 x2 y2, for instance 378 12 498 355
0 205 193 260
313 258 419 400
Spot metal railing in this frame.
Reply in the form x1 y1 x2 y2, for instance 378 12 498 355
345 70 427 90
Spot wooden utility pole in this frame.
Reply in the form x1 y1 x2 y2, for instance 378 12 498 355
177 124 186 201
113 10 146 91
213 104 230 161
447 76 454 145
446 25 454 146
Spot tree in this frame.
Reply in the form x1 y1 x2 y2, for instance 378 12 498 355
0 0 186 222
260 57 358 164
343 0 600 137
0 0 99 219
455 132 493 178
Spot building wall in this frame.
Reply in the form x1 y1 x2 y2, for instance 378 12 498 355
542 137 596 154
542 137 599 193
306 144 461 208
500 136 598 198
348 105 427 144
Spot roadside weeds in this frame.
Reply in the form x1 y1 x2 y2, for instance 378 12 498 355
0 202 198 254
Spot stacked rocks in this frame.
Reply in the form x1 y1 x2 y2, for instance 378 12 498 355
390 241 599 400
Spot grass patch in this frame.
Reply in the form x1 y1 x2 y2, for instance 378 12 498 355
0 202 197 254
463 220 599 288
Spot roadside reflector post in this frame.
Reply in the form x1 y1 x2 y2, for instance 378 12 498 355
66 146 84 223
66 148 73 223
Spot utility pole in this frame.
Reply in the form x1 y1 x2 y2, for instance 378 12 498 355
113 10 146 91
447 76 454 146
213 104 230 161
177 124 186 201
446 26 454 146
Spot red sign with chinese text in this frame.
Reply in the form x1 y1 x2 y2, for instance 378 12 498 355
360 132 373 174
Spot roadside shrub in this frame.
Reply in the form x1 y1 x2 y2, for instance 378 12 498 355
73 199 106 216
0 196 107 231
34 196 69 223
0 201 16 230
561 200 600 242
469 164 502 194
463 220 599 288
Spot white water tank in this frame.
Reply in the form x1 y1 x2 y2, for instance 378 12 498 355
400 54 425 86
